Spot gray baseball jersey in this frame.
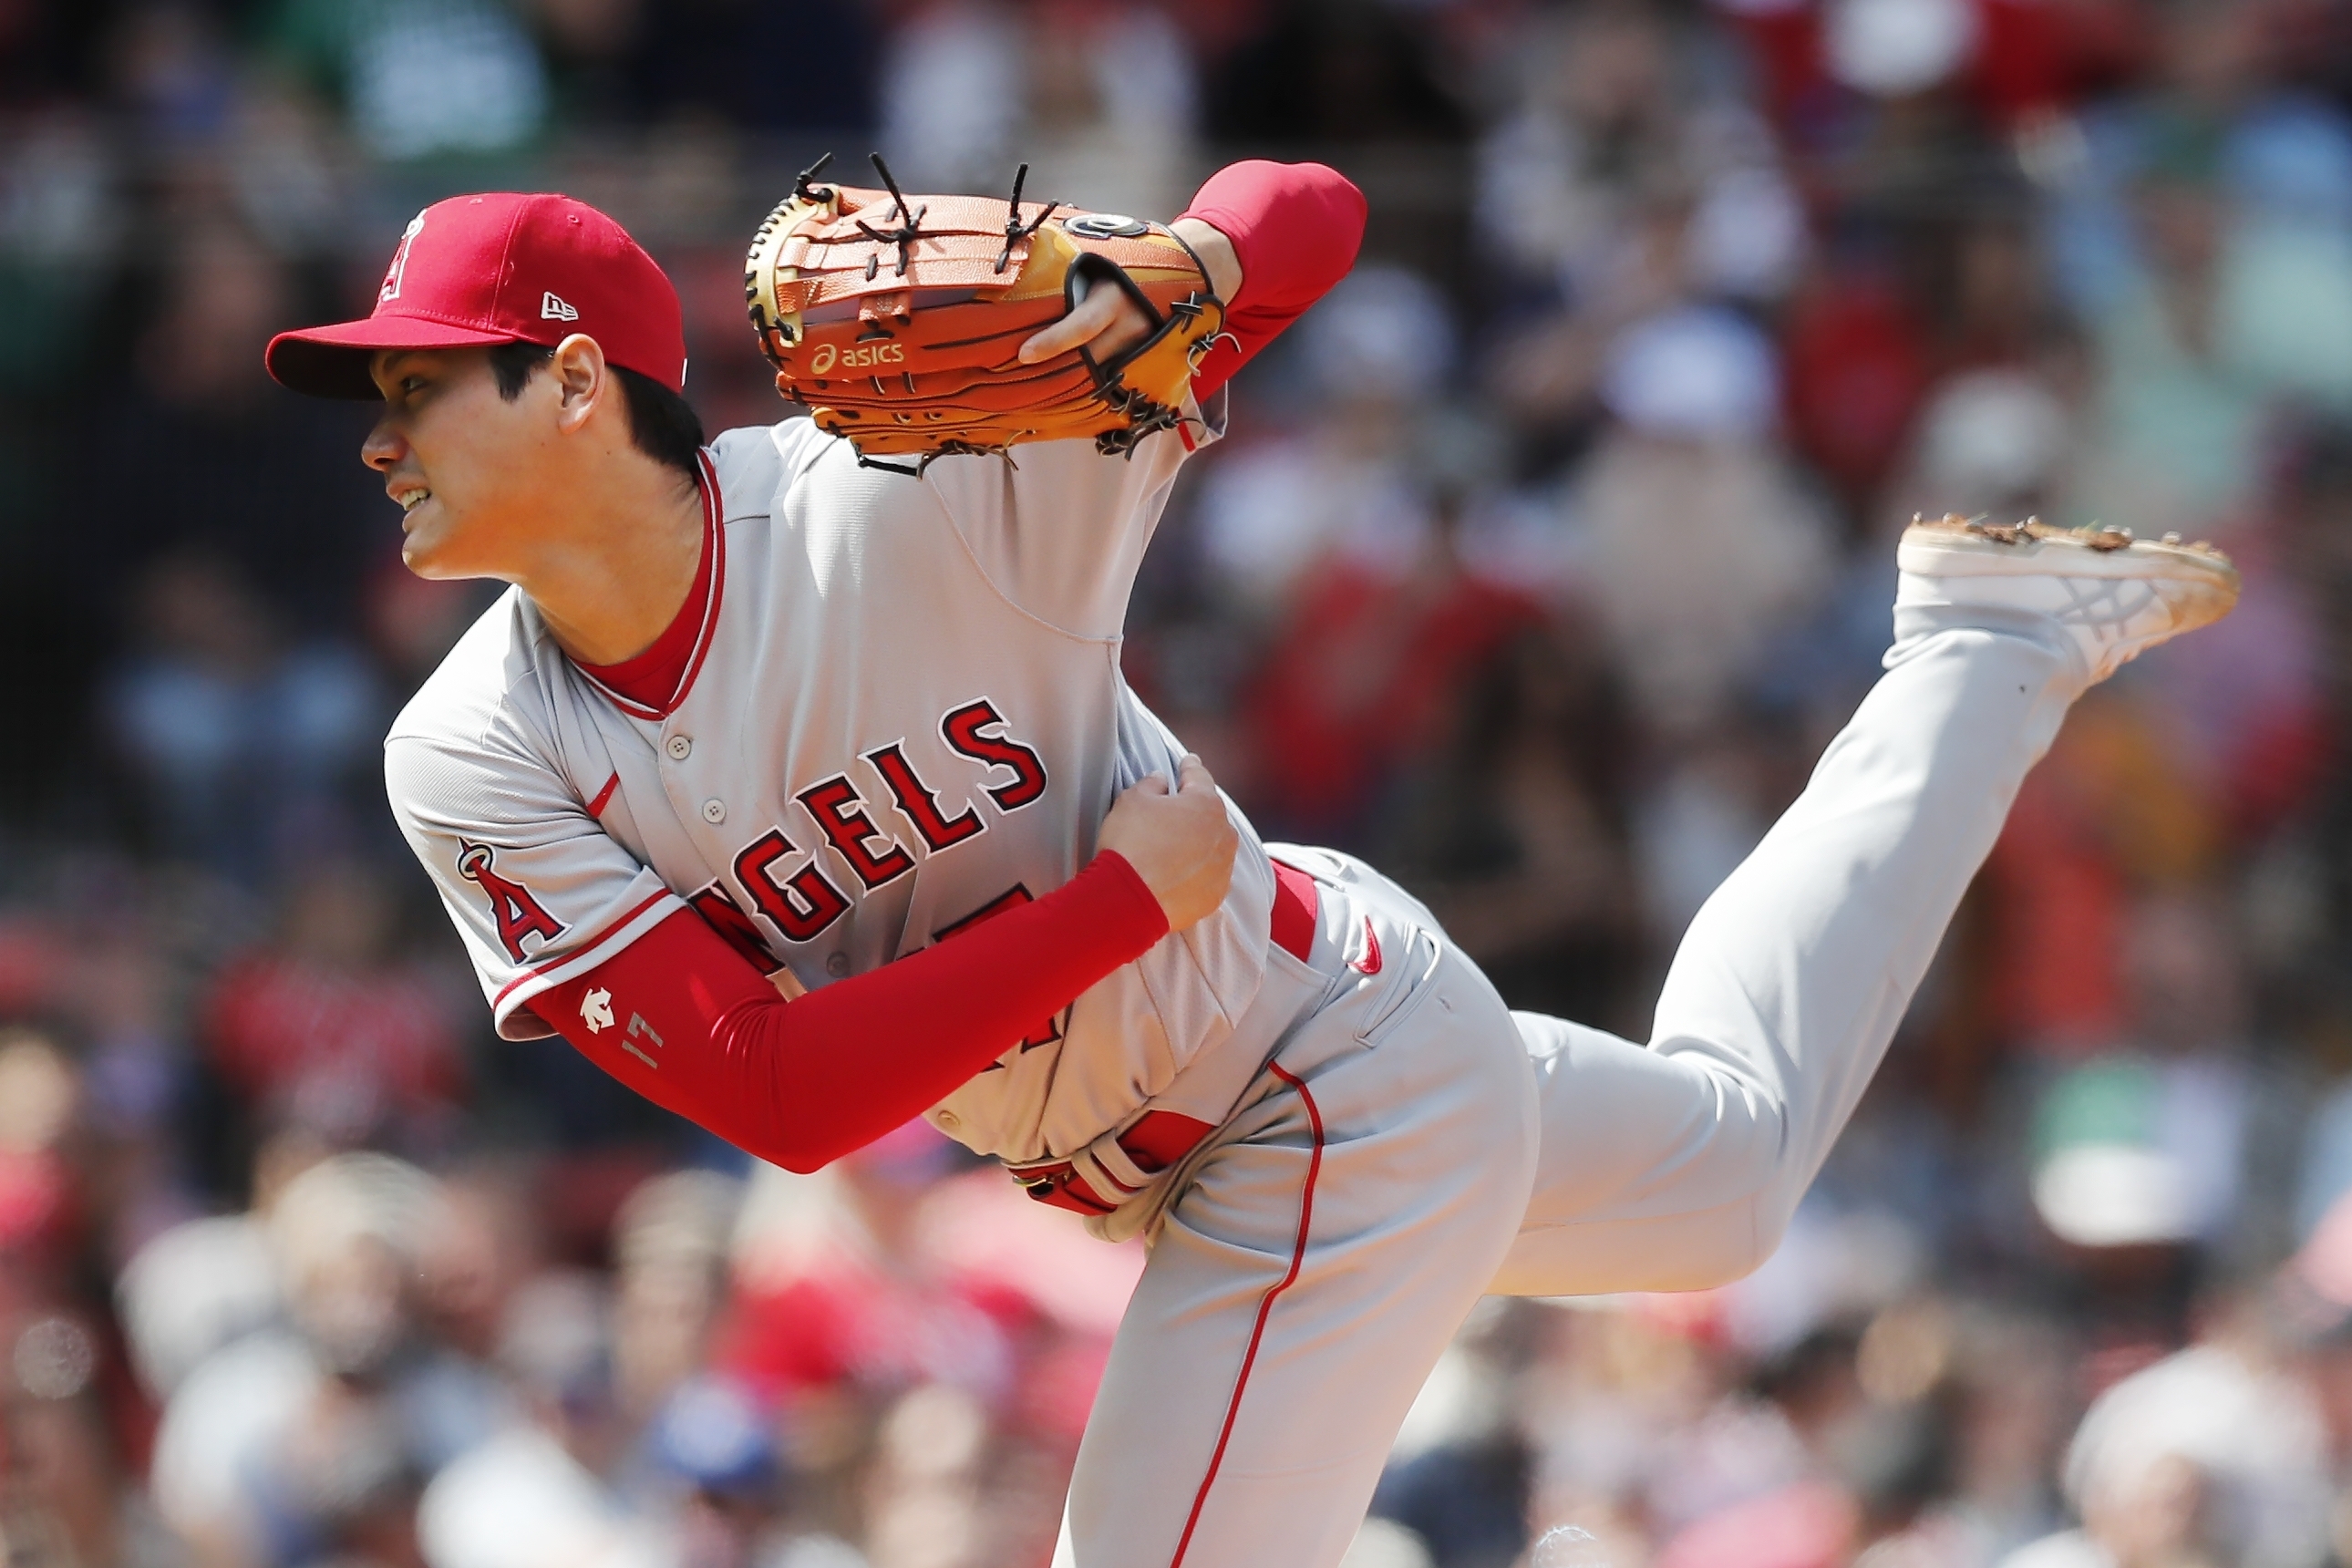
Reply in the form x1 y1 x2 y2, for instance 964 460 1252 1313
386 417 1278 1167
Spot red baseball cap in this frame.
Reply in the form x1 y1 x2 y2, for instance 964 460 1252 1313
266 191 687 400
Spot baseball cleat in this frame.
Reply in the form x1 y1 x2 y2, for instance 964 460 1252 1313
1895 513 2240 685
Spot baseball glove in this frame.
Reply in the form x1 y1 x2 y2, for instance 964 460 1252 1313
744 154 1226 471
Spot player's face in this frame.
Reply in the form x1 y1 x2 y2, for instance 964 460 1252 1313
363 348 556 580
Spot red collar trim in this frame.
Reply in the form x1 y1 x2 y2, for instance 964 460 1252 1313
574 450 726 721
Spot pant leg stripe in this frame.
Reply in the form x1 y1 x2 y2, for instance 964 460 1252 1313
1168 1062 1326 1568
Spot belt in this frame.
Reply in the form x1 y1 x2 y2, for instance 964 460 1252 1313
1015 859 1322 1217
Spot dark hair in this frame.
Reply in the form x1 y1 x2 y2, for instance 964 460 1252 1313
488 341 706 479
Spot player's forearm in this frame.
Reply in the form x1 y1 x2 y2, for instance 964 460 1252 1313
1179 160 1367 399
531 852 1169 1171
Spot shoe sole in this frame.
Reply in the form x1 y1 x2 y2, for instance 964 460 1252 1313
1898 515 2242 597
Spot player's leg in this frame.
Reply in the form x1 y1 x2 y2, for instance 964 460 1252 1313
1492 520 2241 1296
1054 892 1540 1568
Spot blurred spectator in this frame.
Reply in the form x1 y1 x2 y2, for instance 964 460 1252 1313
879 0 1194 217
2061 136 2274 547
2024 894 2288 1269
150 1151 504 1564
1822 0 1982 102
875 3 1024 191
644 1373 792 1568
2 1308 123 1567
612 1171 739 1428
720 1128 1015 1414
627 0 881 138
1376 620 1638 1026
1195 265 1457 611
1781 265 1939 520
1020 0 1198 219
1979 686 2218 1053
0 108 122 386
2002 1298 2334 1568
1476 5 1804 305
85 217 386 634
1202 0 1469 146
418 1167 542 1366
105 1 239 149
1626 712 1785 948
1569 306 1833 737
104 552 384 879
263 0 552 165
119 1208 283 1403
1883 367 2076 538
418 1270 664 1568
202 858 467 1155
1374 1301 1536 1568
526 0 648 131
1238 509 1542 849
2048 5 2352 546
0 1030 87 1298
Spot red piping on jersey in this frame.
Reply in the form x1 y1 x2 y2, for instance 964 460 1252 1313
491 888 672 1006
573 449 727 720
1168 1060 1325 1568
585 772 620 818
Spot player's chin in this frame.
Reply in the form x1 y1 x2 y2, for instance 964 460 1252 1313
400 544 471 581
397 516 464 578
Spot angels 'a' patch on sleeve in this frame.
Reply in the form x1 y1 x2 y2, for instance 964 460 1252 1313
457 840 568 962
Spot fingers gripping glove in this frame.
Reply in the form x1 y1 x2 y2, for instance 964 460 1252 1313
745 154 1226 470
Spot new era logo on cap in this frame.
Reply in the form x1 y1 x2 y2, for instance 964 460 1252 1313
264 192 686 399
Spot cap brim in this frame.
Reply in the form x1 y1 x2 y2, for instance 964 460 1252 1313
265 316 526 399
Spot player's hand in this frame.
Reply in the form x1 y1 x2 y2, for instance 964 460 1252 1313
1016 218 1243 366
1098 755 1239 933
1017 273 1155 366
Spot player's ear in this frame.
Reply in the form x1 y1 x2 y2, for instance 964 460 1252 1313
549 334 607 428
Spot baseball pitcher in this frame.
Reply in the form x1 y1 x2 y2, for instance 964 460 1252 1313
264 163 2238 1567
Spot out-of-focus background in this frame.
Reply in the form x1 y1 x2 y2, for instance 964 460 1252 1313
7 0 2352 1564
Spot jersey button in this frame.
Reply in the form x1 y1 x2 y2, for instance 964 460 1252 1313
665 735 692 760
701 799 726 824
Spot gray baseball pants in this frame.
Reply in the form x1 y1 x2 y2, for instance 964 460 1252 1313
1052 614 2081 1568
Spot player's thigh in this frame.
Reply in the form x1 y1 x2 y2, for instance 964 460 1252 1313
1492 1011 1781 1296
1058 947 1538 1568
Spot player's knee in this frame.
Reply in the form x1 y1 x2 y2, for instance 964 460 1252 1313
1680 1146 1805 1290
1627 1200 1788 1295
1718 1182 1809 1286
1663 1206 1791 1293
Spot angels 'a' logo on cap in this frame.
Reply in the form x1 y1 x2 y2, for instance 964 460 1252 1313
379 211 426 304
542 292 580 322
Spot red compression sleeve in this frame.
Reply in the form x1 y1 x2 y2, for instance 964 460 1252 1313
530 853 1169 1171
1179 160 1367 400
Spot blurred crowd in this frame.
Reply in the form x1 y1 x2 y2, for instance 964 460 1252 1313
10 0 2352 1565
